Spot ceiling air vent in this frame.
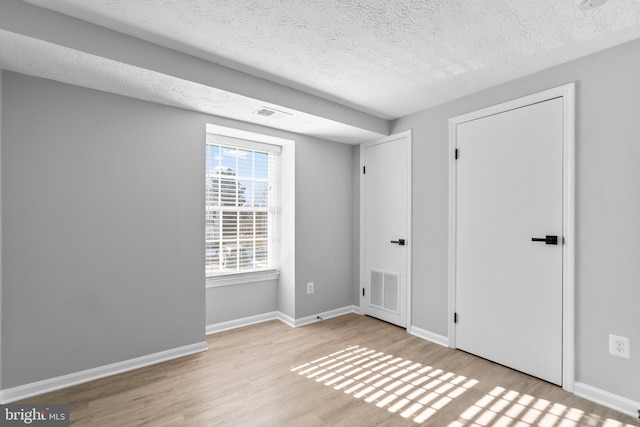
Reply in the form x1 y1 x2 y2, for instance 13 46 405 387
254 107 293 119
256 108 276 117
577 0 610 10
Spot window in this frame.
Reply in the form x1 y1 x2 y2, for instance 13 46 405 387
206 133 280 281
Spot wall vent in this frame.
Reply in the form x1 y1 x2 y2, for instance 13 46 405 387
370 270 400 313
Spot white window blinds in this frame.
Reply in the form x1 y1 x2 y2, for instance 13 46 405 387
206 134 280 278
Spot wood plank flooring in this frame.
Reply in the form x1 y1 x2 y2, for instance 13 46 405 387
19 314 640 426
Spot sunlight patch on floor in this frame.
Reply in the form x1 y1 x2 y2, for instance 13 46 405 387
291 345 478 424
447 386 637 427
292 346 637 426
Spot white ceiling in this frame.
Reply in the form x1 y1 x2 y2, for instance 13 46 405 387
1 0 639 144
20 0 640 120
0 28 383 144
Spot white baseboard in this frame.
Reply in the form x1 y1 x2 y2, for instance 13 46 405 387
0 341 208 404
574 382 640 420
408 325 449 347
292 305 359 327
0 307 361 403
206 311 278 335
207 306 359 331
277 311 296 328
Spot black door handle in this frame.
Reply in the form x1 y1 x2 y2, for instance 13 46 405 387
531 235 558 245
390 239 406 246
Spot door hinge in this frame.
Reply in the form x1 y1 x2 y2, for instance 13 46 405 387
362 288 365 296
363 166 366 174
454 312 458 323
455 148 459 160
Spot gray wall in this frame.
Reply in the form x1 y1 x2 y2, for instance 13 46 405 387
295 135 355 318
206 281 278 325
393 38 640 401
0 69 3 390
1 71 358 389
2 72 205 387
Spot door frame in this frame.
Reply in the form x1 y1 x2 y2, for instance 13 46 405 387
360 130 413 329
448 83 575 391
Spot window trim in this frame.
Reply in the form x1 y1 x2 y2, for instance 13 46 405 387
205 125 287 285
207 133 282 154
206 269 280 288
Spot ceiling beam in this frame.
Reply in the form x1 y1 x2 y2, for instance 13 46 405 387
0 0 390 142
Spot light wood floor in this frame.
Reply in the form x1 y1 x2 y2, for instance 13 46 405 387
20 314 640 426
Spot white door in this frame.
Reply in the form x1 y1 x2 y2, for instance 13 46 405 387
361 133 411 328
455 98 564 385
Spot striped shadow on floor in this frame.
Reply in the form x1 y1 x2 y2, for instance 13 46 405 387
292 344 636 426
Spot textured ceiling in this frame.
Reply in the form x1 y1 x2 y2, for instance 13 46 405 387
20 0 640 120
0 29 382 144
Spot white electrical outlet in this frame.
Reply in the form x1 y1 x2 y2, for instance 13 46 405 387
609 334 630 358
307 282 314 295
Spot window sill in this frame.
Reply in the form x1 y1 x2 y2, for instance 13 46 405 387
206 270 280 288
